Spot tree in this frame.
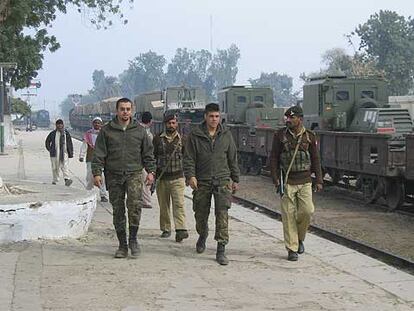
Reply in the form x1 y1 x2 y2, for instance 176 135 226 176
352 10 414 95
209 44 240 94
11 97 31 115
321 48 353 75
90 70 122 100
119 51 166 98
0 0 133 89
249 72 298 107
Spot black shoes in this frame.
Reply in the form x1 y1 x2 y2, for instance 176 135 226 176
114 230 128 258
64 179 73 187
160 231 171 238
288 250 298 261
216 243 229 265
175 230 189 242
100 196 108 202
196 235 207 253
298 240 305 254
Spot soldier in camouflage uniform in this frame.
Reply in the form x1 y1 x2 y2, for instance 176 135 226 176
92 98 156 259
184 103 240 265
270 106 323 261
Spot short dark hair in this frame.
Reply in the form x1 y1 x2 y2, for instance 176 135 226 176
116 97 133 109
55 119 64 125
164 113 177 123
205 103 220 114
141 111 152 124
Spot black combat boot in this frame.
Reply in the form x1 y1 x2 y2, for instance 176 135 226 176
175 229 189 242
129 226 140 259
287 249 298 261
216 243 229 265
196 235 207 253
298 240 305 254
114 230 128 258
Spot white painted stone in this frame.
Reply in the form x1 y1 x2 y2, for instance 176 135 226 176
0 194 96 242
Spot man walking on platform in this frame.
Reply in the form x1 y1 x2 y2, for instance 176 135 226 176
153 114 189 242
45 119 74 186
270 106 323 261
139 111 154 209
79 117 108 202
92 98 156 259
184 103 240 265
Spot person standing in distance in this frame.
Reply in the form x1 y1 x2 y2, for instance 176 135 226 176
92 98 156 259
45 119 74 186
183 103 240 265
270 106 323 261
139 111 154 209
79 117 108 202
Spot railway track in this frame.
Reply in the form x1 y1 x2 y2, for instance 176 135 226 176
232 194 414 275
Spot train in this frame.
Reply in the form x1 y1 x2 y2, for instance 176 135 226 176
69 86 207 136
68 76 414 210
13 109 51 130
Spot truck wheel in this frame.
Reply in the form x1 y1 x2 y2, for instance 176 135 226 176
385 179 404 211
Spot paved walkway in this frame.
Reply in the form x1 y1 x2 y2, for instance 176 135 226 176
0 130 413 310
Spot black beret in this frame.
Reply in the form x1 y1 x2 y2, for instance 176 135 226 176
285 106 303 117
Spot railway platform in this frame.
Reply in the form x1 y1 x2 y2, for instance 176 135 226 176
0 130 413 310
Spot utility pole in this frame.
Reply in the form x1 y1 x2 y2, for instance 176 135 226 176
0 62 17 154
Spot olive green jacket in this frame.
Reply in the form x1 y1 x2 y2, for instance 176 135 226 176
183 122 240 183
91 117 156 176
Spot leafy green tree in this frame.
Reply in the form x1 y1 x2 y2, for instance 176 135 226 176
119 51 166 98
352 10 414 95
249 72 298 107
166 48 213 96
209 44 240 94
0 0 132 89
90 70 122 100
59 96 75 118
11 97 31 115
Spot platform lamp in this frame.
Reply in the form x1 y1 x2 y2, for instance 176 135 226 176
0 62 17 155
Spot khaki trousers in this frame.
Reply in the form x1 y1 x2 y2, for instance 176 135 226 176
156 177 187 232
281 182 314 252
141 169 152 207
50 157 70 183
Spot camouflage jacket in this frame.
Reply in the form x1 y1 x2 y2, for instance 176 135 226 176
91 117 156 176
183 122 240 183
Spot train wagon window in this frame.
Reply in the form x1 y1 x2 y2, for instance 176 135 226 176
336 91 349 101
237 96 247 103
361 90 374 99
254 96 264 102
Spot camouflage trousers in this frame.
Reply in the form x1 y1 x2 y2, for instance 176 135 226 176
192 179 232 245
106 171 143 232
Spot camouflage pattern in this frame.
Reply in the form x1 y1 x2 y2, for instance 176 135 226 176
105 171 143 231
192 179 232 244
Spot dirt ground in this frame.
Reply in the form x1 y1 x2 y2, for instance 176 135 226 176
236 175 414 261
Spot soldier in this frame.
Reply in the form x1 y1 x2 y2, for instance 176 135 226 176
270 106 323 261
153 114 189 242
139 111 154 209
45 119 74 186
79 117 108 202
92 98 156 259
183 103 240 265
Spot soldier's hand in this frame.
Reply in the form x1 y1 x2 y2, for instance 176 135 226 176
231 182 239 194
94 175 103 188
146 172 155 186
79 157 84 162
315 183 323 192
189 177 198 190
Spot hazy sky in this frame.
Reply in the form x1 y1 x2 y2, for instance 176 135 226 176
19 0 414 114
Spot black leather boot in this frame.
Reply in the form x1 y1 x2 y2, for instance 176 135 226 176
114 230 128 258
216 243 229 265
196 235 207 253
128 226 140 258
175 229 189 242
288 249 298 261
298 240 305 254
